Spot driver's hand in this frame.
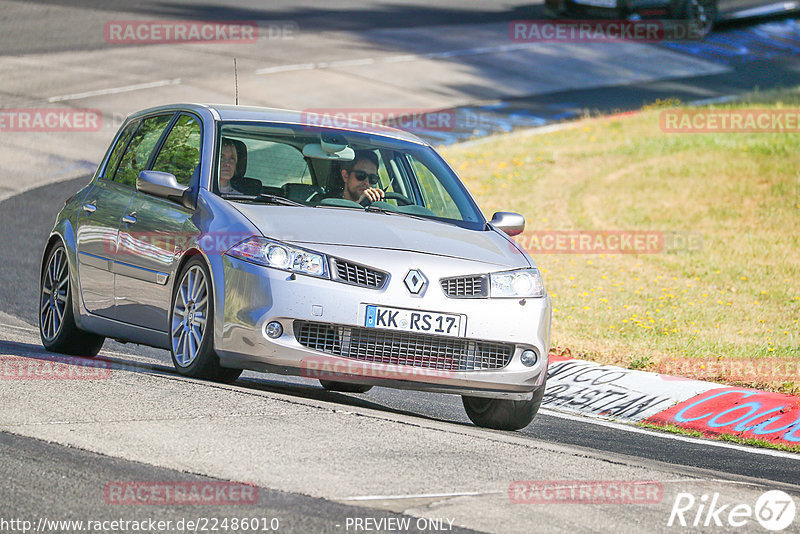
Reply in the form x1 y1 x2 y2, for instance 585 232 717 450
358 187 385 204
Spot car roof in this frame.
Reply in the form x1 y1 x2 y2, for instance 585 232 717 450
127 103 429 145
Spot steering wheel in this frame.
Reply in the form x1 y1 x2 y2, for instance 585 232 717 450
360 191 414 206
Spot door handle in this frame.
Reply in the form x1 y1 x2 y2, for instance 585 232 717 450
121 214 137 225
82 203 97 214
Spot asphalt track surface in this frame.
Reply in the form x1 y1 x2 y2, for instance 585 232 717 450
0 432 479 534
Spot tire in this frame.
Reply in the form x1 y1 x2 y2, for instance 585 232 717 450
39 243 105 357
674 0 716 38
462 383 546 431
169 257 242 384
319 380 373 393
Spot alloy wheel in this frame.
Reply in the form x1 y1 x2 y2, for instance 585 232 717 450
171 265 209 367
40 247 69 342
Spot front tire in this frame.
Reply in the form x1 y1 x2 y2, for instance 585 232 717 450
39 243 104 357
462 383 545 431
169 257 242 384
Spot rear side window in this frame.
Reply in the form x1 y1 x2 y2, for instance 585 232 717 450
112 114 173 187
101 121 138 181
152 115 202 186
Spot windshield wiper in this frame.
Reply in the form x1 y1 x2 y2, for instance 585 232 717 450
221 193 304 206
363 204 427 221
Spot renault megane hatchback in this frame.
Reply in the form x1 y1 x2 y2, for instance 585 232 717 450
39 104 551 430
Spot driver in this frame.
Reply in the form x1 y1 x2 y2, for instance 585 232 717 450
341 150 385 204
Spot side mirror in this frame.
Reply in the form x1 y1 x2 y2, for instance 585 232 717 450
490 211 525 236
137 170 193 208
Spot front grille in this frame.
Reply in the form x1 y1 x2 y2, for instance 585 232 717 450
440 275 488 298
331 258 387 289
294 320 513 371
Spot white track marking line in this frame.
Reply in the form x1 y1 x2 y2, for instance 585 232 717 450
254 63 315 75
318 58 376 68
540 408 800 460
48 78 182 103
341 478 770 502
254 42 551 76
0 323 37 334
342 490 499 501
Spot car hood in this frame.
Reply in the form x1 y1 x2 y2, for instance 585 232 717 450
231 204 531 268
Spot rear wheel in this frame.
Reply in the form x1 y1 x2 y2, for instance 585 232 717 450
462 384 545 431
319 380 373 393
170 258 242 383
39 243 104 356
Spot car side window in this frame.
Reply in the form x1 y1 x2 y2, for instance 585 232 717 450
101 121 139 181
152 114 202 186
112 114 173 188
408 155 462 219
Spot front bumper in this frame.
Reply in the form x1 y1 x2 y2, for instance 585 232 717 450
214 250 551 400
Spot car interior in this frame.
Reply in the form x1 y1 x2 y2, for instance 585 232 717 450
215 128 467 221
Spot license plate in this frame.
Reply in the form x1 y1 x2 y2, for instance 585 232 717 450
365 305 463 337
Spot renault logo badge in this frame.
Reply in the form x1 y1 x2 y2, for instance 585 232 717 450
404 269 427 295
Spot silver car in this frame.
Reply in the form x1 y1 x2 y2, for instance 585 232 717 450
39 104 551 430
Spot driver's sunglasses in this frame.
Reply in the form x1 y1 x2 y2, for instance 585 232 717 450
351 169 380 186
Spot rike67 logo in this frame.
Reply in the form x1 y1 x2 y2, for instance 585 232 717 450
668 490 796 531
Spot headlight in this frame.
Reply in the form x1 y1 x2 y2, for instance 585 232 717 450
225 237 328 278
490 269 544 298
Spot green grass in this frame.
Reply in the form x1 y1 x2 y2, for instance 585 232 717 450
441 87 800 394
637 422 704 438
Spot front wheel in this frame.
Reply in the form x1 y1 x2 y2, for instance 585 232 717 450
462 384 545 431
39 243 104 356
169 257 242 384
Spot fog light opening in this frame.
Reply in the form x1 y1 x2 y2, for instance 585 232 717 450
520 349 538 367
264 321 283 339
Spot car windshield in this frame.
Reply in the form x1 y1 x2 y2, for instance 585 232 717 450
215 122 485 229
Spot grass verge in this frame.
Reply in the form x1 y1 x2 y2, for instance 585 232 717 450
441 87 800 394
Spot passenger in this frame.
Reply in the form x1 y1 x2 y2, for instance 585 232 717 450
218 138 248 194
340 150 385 204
